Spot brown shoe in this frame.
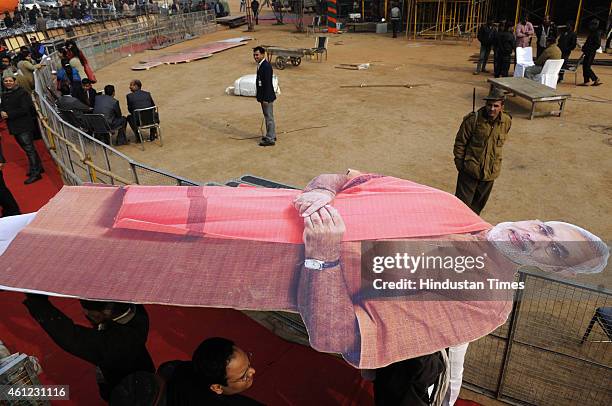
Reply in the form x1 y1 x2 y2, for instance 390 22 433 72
592 80 603 86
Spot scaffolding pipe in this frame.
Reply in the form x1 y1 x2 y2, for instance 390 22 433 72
362 0 364 22
385 0 388 20
575 0 583 32
514 0 521 29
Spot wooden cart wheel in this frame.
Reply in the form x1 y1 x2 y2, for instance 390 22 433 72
291 57 301 66
275 56 286 70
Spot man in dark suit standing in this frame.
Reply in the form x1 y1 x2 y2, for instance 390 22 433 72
253 46 276 147
126 79 158 143
73 78 97 108
93 85 128 145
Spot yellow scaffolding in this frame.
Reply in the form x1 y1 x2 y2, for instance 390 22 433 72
403 0 597 41
406 0 490 40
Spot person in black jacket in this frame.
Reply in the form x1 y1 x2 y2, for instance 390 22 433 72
0 75 43 184
161 337 263 406
579 19 603 86
0 134 21 217
474 20 495 74
494 21 515 78
23 295 155 402
73 78 97 108
126 79 158 142
94 84 128 145
253 46 276 146
535 15 557 58
251 0 259 25
557 22 577 82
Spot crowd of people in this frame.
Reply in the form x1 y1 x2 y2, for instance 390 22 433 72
474 15 604 86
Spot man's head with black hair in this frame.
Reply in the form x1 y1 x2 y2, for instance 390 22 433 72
252 46 266 64
193 337 256 396
104 84 115 96
60 83 72 95
129 79 142 92
79 300 132 326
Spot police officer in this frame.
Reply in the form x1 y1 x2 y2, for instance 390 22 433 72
453 87 512 215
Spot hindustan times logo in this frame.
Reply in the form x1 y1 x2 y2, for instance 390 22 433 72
372 253 487 274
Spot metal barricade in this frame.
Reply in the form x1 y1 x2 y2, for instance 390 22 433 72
77 11 216 71
464 269 612 405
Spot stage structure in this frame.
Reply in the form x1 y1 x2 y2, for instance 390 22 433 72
396 0 612 40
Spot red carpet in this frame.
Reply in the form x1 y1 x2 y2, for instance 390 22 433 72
0 124 480 405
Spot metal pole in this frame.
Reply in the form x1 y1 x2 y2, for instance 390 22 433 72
385 0 388 20
545 0 550 16
514 0 520 30
413 0 417 39
435 0 441 40
495 271 527 399
574 0 583 32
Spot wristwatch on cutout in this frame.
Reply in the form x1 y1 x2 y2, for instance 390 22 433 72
304 258 341 270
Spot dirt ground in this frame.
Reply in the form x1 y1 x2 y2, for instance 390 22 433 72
94 18 612 288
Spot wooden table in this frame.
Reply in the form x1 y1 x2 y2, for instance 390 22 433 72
487 77 571 120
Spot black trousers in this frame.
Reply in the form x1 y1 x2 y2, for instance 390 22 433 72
392 19 400 37
14 131 42 176
582 52 598 83
0 170 21 217
494 56 511 78
455 171 494 215
374 352 445 406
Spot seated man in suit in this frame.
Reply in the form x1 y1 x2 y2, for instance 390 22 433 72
126 79 159 143
524 37 562 80
56 83 91 120
93 85 128 145
73 78 97 108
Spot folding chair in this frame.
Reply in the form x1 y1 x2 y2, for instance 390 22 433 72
133 106 162 149
306 15 321 37
312 36 328 62
581 307 612 343
82 114 118 146
514 47 535 78
560 54 584 86
58 109 84 129
534 59 565 89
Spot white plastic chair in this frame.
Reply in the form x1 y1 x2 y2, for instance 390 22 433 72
514 47 535 77
534 59 565 89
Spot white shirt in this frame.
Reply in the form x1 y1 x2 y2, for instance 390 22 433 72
0 212 37 256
